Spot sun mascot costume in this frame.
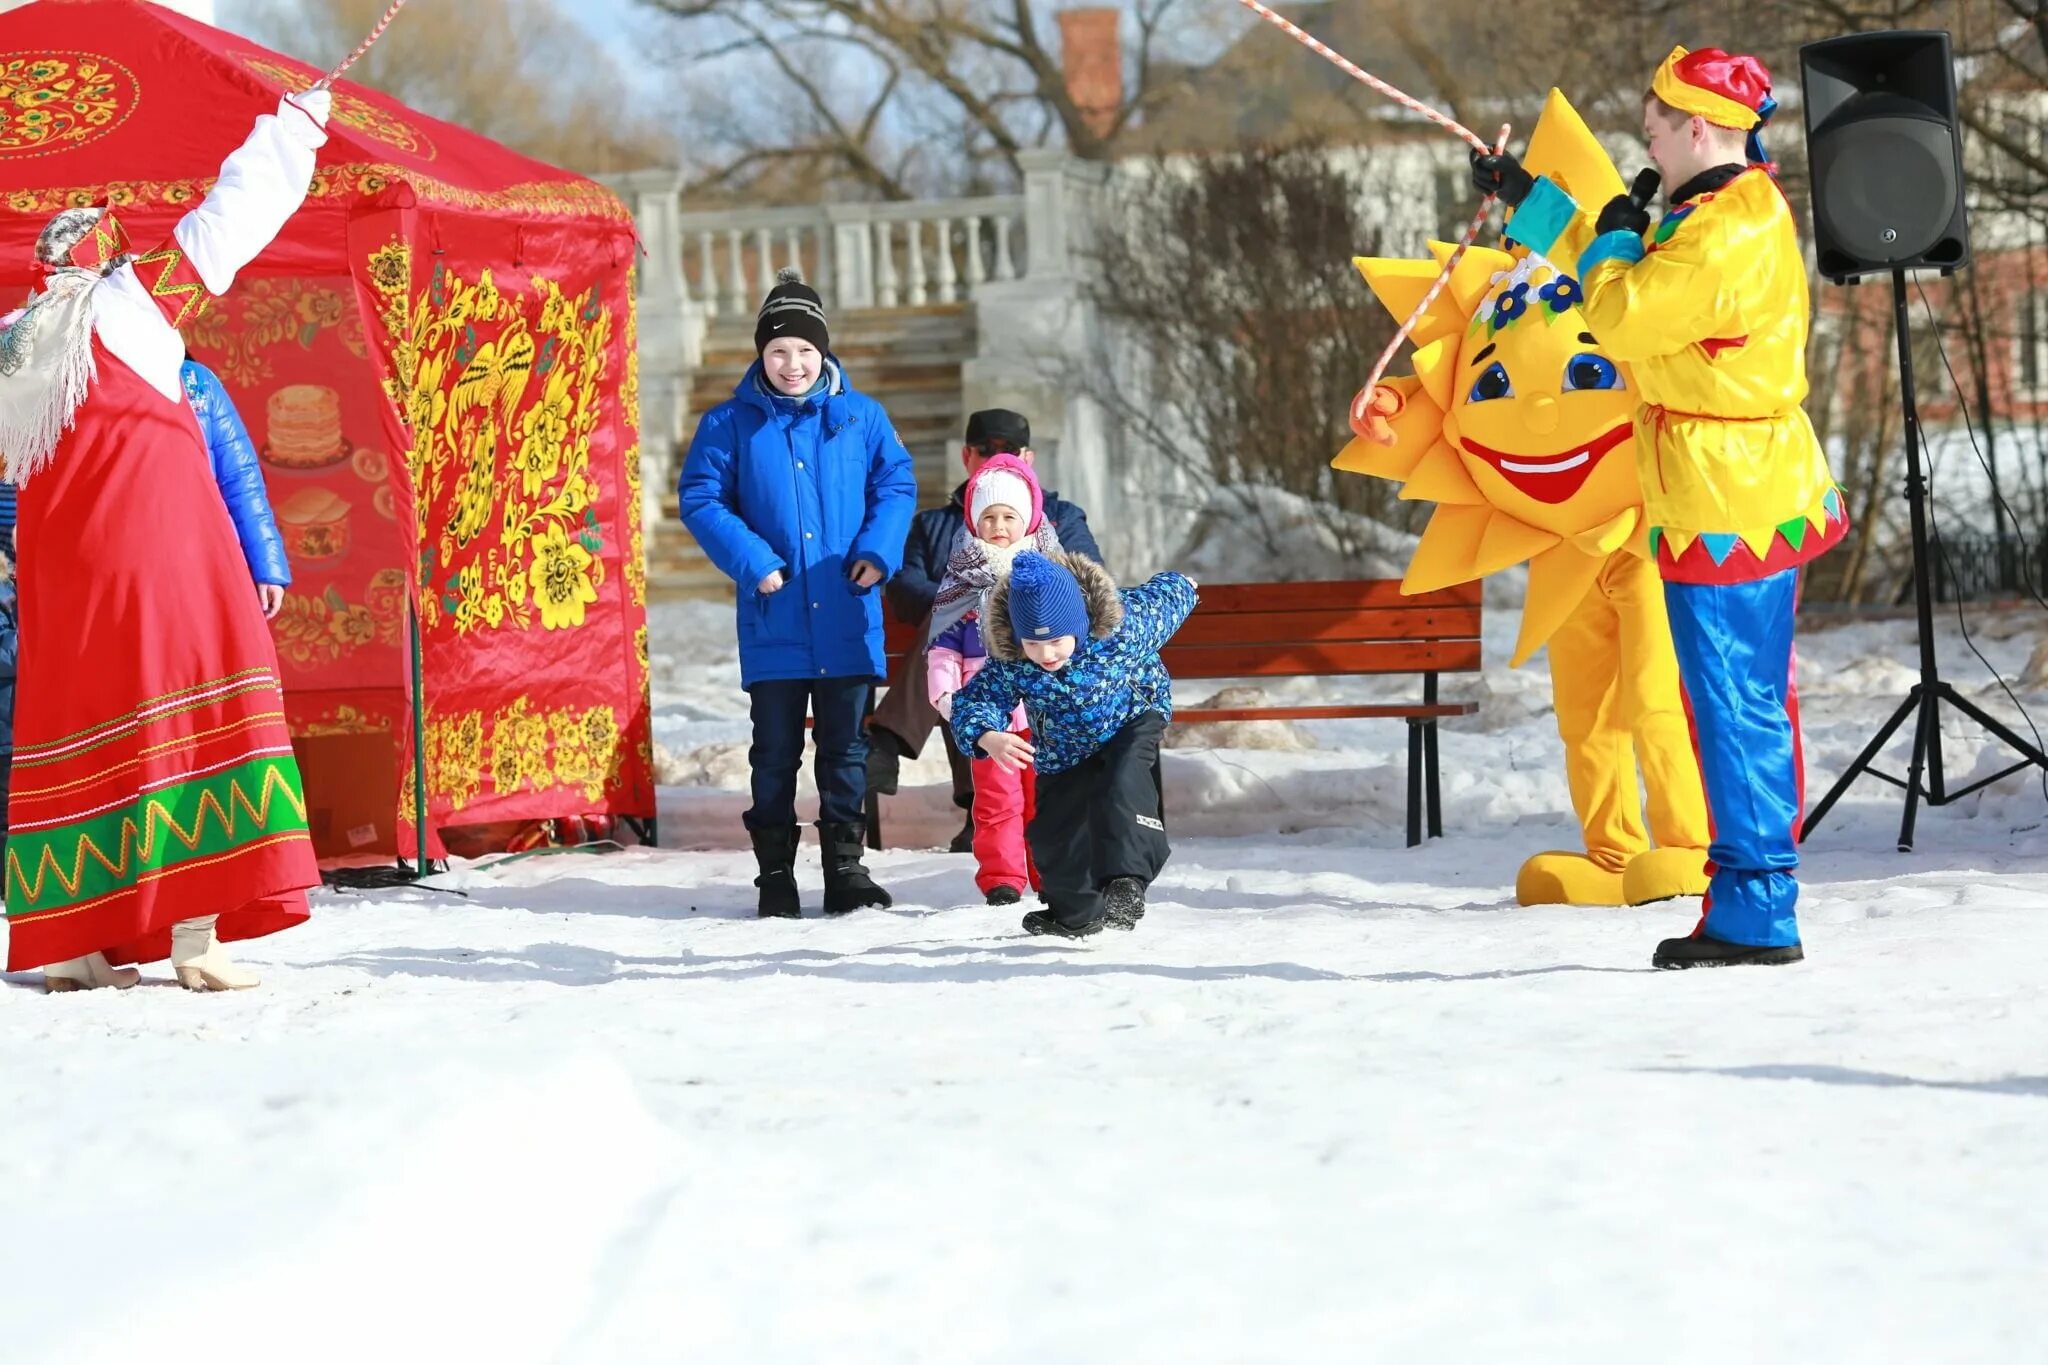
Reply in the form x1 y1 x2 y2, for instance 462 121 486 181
1336 91 1711 907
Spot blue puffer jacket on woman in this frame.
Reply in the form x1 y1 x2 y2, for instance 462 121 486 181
182 360 291 587
679 360 917 688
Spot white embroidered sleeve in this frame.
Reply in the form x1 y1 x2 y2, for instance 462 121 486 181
172 92 331 296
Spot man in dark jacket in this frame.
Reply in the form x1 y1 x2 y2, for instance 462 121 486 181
869 409 1101 848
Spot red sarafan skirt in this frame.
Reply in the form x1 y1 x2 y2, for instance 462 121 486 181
5 343 318 970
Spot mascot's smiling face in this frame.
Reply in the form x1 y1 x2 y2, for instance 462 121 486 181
1448 260 1640 537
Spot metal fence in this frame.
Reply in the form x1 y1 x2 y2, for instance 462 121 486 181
1929 530 2048 602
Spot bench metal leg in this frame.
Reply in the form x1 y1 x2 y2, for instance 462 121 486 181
1405 718 1424 848
1420 671 1443 841
1424 721 1443 840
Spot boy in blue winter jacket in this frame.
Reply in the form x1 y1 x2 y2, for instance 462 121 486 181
678 269 918 918
951 551 1199 937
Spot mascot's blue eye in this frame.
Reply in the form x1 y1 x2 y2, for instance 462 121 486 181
1562 353 1621 391
1468 361 1514 403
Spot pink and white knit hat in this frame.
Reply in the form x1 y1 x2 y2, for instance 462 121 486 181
966 453 1043 532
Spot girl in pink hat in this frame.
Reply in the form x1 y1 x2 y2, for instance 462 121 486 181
926 454 1060 903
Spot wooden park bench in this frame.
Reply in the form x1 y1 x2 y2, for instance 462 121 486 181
864 579 1482 849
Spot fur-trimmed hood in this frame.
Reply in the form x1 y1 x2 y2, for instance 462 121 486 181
983 549 1122 661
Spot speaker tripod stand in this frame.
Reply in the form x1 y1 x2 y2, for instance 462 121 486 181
1801 268 2048 851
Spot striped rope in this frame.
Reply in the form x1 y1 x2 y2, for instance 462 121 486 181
316 0 410 90
1225 0 1510 442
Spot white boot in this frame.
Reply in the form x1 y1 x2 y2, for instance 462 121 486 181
43 952 142 993
170 916 260 992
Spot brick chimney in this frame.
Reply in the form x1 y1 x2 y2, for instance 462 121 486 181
1057 8 1122 143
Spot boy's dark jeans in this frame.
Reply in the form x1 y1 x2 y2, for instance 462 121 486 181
745 677 871 830
1028 711 1170 928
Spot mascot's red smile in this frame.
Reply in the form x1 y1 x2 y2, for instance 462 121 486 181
1459 422 1633 505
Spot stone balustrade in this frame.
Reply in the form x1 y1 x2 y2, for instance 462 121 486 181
668 197 1029 314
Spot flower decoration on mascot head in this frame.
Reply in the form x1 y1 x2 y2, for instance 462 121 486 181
1337 90 1645 668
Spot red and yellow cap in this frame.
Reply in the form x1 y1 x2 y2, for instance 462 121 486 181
1652 45 1773 131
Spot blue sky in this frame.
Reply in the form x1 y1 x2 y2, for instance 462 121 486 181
568 0 671 92
571 0 650 58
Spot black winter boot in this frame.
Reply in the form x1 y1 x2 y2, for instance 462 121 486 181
1021 907 1105 939
820 821 892 914
749 825 802 919
1652 932 1804 970
1102 877 1147 931
985 884 1023 907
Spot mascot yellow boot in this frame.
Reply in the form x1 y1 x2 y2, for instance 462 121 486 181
1336 91 1711 906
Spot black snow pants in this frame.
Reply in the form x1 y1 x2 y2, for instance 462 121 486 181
1028 711 1171 929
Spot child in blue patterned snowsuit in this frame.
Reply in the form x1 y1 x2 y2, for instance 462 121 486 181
950 550 1198 937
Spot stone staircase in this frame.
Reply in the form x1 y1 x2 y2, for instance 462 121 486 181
646 304 976 601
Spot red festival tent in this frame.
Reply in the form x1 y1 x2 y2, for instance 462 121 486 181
0 0 655 859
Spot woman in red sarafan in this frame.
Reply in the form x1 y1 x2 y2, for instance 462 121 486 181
1 91 333 993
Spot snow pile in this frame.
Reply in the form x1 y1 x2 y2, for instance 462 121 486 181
1165 684 1318 751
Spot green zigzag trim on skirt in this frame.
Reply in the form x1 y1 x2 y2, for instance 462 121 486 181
4 757 310 917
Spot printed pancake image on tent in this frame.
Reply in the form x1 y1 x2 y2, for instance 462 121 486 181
0 0 654 860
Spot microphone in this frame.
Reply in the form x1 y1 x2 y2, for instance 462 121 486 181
1628 167 1662 212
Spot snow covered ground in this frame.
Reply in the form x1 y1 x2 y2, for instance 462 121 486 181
6 598 2048 1364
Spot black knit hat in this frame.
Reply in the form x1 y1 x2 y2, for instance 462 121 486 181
755 267 830 356
964 408 1031 452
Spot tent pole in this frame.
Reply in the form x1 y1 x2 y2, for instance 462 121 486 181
408 600 429 878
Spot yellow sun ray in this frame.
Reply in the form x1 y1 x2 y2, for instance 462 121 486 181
1517 89 1627 224
1398 435 1486 506
1478 511 1562 578
1403 504 1493 594
1353 258 1465 348
1410 334 1460 413
1513 542 1607 667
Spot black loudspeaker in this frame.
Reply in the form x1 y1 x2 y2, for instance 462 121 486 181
1799 30 1971 282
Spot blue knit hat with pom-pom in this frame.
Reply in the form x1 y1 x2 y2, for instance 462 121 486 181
1007 552 1089 642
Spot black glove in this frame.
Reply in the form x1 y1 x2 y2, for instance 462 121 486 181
1594 193 1652 238
1469 149 1534 207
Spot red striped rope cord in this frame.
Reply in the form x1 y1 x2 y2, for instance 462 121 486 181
315 0 410 89
1225 0 1510 437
